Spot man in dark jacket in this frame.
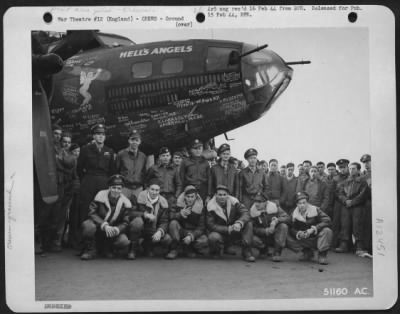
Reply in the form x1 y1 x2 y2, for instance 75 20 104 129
77 124 115 233
207 185 255 262
360 154 372 254
166 185 208 259
335 162 368 255
324 163 337 219
208 143 239 198
287 192 333 265
238 148 268 210
145 147 182 208
127 179 171 259
115 129 148 200
265 159 284 206
80 175 132 260
280 162 298 214
180 139 210 202
250 193 290 262
296 165 329 213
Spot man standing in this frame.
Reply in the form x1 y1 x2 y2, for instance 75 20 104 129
172 151 183 169
167 185 208 259
298 160 312 184
296 165 329 214
316 161 328 181
360 154 372 254
238 148 268 210
77 124 115 233
265 159 284 206
145 147 182 208
281 162 298 214
287 192 333 265
180 139 210 202
336 162 368 255
250 193 290 262
332 159 350 250
80 175 132 260
127 179 171 259
115 129 147 201
207 185 255 262
259 160 269 174
208 143 239 198
297 164 305 178
324 163 338 219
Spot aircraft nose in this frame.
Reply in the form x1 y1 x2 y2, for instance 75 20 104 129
241 44 293 119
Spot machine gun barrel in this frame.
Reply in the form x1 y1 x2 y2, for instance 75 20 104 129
285 60 311 65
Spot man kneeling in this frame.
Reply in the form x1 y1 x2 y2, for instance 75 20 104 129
127 179 171 259
207 185 255 262
81 175 132 260
250 193 290 262
166 185 208 259
287 192 333 265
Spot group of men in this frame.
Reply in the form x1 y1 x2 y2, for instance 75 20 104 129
34 123 372 266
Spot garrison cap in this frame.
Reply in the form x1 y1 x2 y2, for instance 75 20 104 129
91 124 106 134
296 191 309 203
217 143 231 155
336 159 350 167
129 129 141 139
159 147 170 155
244 148 258 159
216 185 230 193
360 154 371 163
286 162 295 168
189 139 203 149
148 178 162 187
254 192 268 202
108 174 125 187
326 162 336 168
184 185 197 195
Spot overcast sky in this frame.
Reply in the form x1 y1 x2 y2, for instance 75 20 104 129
115 27 370 167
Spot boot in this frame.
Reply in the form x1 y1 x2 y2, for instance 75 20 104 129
80 240 96 260
127 243 136 260
165 249 178 260
242 248 256 262
355 241 366 256
299 248 314 261
272 247 282 262
318 250 329 265
335 241 349 253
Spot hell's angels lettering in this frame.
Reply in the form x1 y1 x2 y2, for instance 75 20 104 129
120 45 193 58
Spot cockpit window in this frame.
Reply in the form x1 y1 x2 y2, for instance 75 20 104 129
206 47 239 72
161 58 184 74
131 62 152 79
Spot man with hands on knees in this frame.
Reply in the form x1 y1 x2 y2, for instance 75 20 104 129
80 175 132 260
207 185 255 262
166 185 208 259
250 193 290 262
287 192 333 265
127 179 171 259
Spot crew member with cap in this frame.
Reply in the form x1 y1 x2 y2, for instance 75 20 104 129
336 162 368 255
208 143 239 198
332 158 350 249
265 159 284 206
286 192 333 265
250 193 290 262
360 154 372 254
281 162 299 214
77 124 115 240
127 179 171 259
207 185 255 262
167 185 208 259
296 165 329 213
238 148 268 210
145 147 182 208
80 175 132 260
179 139 210 202
115 129 148 201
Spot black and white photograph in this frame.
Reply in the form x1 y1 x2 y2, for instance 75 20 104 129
3 5 397 312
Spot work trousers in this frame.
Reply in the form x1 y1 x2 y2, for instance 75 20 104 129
340 205 364 242
287 228 333 253
208 221 253 253
168 220 208 251
253 223 288 250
